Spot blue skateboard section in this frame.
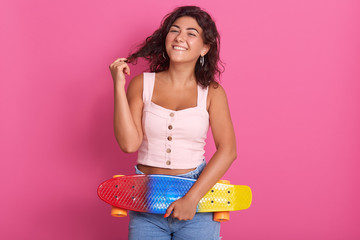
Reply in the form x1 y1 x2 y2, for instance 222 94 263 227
146 175 197 214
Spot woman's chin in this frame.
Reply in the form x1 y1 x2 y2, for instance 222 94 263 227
169 58 195 65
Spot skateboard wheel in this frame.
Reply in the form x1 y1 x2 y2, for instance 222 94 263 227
111 206 127 217
113 175 125 178
213 211 230 222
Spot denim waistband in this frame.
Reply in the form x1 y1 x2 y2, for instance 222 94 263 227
134 160 206 180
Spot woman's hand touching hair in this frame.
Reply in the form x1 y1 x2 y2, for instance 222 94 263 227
109 58 131 87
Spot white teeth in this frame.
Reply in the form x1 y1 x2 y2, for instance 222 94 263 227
173 46 187 50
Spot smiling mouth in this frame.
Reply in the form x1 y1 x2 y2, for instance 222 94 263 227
173 46 188 50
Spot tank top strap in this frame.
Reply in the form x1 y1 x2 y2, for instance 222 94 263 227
197 84 209 110
142 72 155 103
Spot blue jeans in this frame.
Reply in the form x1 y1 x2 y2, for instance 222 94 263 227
128 160 221 240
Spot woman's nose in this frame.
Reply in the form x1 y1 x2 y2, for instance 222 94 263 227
174 32 185 42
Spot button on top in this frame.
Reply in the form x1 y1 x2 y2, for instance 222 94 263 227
169 112 175 117
168 125 173 130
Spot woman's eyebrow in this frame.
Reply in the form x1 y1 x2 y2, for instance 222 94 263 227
171 24 199 33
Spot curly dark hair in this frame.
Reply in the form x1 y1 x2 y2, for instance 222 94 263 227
126 5 224 87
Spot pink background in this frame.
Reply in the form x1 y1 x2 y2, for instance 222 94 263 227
1 0 359 239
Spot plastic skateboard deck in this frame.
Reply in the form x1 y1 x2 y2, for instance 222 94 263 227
98 174 252 221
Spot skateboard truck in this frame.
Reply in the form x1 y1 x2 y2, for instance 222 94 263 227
213 179 231 222
110 175 128 217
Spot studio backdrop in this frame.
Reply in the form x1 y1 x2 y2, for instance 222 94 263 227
0 0 359 239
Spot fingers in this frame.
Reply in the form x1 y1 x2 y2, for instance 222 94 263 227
109 58 128 67
114 57 128 63
164 203 174 218
109 57 131 77
163 198 197 220
124 64 131 75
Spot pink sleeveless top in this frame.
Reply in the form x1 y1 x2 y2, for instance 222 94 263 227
137 72 209 169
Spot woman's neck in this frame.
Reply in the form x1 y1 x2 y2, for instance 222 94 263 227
165 62 197 87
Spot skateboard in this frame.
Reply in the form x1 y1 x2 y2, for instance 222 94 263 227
97 174 252 222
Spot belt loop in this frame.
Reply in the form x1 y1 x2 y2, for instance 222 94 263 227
134 165 145 175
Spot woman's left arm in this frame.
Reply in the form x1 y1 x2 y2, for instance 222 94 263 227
165 83 237 220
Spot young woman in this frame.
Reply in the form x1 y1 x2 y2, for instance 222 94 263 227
109 6 237 240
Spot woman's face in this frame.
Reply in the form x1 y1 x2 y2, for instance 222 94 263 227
165 16 209 65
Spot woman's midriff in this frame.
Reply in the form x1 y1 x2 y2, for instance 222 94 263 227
137 164 196 175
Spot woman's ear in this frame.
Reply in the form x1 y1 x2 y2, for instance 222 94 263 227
202 44 210 56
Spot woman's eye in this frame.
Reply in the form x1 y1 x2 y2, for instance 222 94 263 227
189 33 196 37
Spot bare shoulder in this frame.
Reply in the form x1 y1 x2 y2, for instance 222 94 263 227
208 81 226 96
127 73 143 91
207 81 228 110
127 73 143 100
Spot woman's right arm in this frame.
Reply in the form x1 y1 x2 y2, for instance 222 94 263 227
109 58 143 153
